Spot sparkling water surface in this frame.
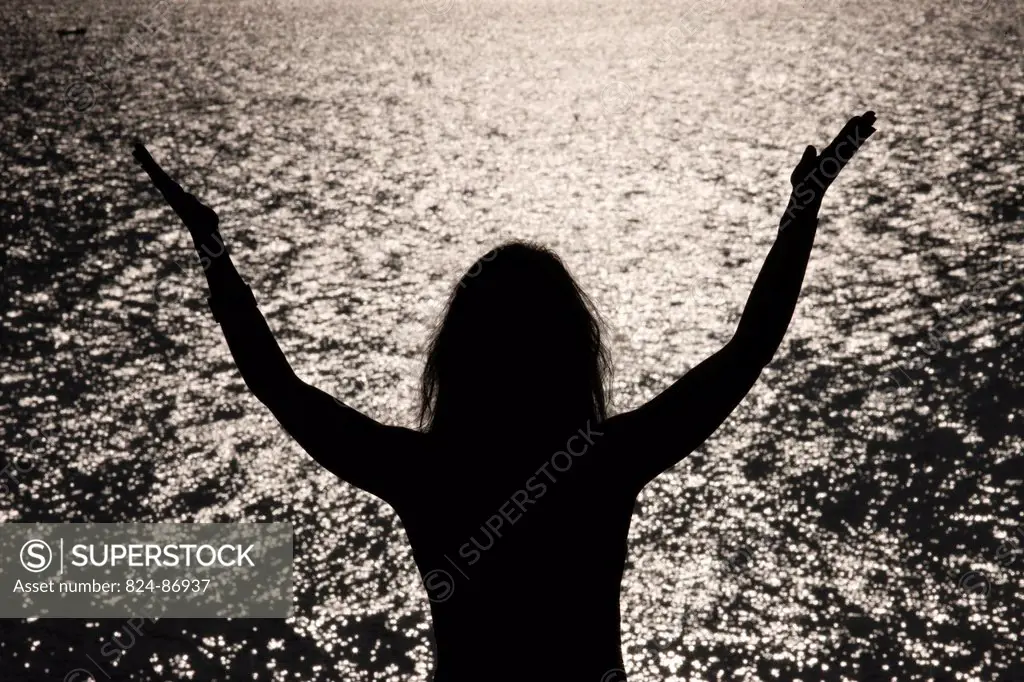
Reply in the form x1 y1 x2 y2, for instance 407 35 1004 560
2 0 1022 680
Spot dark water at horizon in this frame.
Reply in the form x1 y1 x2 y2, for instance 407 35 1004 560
2 0 1022 680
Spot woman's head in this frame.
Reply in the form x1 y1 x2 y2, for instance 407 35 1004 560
420 241 610 435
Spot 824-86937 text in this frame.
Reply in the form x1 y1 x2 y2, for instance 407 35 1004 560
126 578 213 592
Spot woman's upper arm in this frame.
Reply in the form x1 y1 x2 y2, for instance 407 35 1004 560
607 338 766 491
261 378 423 504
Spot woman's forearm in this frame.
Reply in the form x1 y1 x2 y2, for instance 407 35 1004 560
131 142 300 405
194 231 299 402
730 110 877 365
731 194 820 367
193 229 249 299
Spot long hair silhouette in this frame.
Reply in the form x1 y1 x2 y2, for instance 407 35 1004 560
420 241 612 436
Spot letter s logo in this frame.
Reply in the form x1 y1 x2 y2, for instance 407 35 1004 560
20 539 53 573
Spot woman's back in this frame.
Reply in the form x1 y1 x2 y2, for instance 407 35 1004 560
396 424 633 681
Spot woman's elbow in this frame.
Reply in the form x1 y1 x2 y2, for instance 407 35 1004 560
240 371 299 407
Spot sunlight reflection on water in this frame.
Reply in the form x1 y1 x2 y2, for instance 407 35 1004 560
1 0 1022 680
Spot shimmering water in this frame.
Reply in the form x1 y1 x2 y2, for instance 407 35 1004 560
2 0 1022 680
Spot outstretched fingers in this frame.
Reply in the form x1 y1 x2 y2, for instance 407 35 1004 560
814 110 878 189
824 111 876 163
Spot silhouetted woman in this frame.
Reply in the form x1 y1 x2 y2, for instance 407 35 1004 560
133 110 876 682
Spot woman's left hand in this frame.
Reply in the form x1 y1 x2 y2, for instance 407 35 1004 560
791 110 877 203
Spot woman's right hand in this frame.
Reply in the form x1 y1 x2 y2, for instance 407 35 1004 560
133 142 220 238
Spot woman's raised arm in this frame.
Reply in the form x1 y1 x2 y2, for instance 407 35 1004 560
604 112 877 492
132 143 420 504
